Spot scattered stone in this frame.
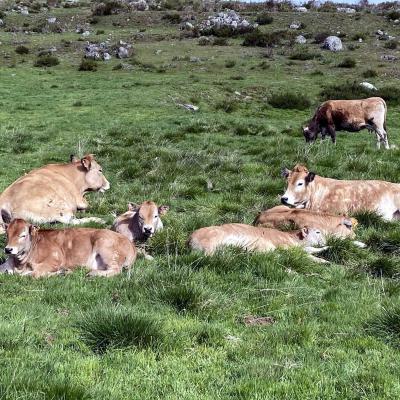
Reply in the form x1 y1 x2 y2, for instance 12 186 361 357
289 22 301 29
190 56 200 63
322 36 343 52
155 49 162 54
82 31 90 37
381 54 397 61
177 103 199 111
180 21 194 31
130 0 149 11
84 42 110 60
244 315 275 326
295 6 308 12
47 17 57 24
116 46 129 58
295 35 307 44
359 38 363 43
376 30 394 41
337 7 356 13
360 82 377 91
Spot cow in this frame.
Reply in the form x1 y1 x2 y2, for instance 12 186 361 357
188 224 328 262
303 97 389 149
112 201 169 260
0 219 136 277
281 164 400 220
0 154 110 229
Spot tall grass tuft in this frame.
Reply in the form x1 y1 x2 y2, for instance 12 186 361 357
77 307 163 353
269 92 311 110
367 305 400 347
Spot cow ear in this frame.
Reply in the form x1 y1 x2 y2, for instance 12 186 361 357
305 172 316 183
81 155 94 171
300 227 309 239
29 225 38 235
128 203 139 212
1 209 12 225
158 205 169 215
70 154 79 163
281 167 290 178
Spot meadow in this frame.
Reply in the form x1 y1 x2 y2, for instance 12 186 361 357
0 2 400 398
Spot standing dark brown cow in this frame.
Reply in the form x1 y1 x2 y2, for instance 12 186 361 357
303 97 389 149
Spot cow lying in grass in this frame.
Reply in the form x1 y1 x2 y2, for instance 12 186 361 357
112 201 169 259
188 224 328 262
0 154 109 230
303 97 389 149
0 219 136 277
281 164 400 220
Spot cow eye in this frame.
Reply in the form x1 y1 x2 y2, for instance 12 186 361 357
99 169 103 173
297 182 304 186
154 215 158 219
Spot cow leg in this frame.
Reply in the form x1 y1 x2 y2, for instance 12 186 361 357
87 252 122 277
307 254 329 264
304 246 329 255
327 125 336 144
69 217 106 225
0 257 15 274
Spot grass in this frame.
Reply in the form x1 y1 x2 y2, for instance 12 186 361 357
0 4 399 399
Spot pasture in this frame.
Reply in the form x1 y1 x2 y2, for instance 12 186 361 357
0 3 400 398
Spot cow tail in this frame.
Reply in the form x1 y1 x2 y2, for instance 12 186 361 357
382 98 388 131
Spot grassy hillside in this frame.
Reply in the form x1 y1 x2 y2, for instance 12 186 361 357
0 4 400 399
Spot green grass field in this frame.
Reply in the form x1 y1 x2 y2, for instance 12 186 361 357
1 4 400 399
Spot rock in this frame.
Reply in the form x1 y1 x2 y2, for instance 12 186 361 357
0 19 4 27
85 42 111 60
82 31 90 37
381 54 397 61
198 9 255 35
180 21 194 31
47 17 57 24
360 82 377 91
198 36 212 46
177 103 199 111
155 49 162 54
116 46 129 58
337 7 356 13
295 6 308 12
130 0 149 11
190 56 200 63
295 35 306 44
359 38 363 43
20 8 29 15
322 36 343 52
289 22 301 29
376 29 384 36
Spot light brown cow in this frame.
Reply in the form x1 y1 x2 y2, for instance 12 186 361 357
112 201 169 259
188 223 328 262
0 154 110 229
0 219 136 277
253 205 357 238
281 164 400 220
303 97 388 149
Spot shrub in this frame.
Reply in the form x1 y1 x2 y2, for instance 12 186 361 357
96 29 105 35
337 57 356 68
268 92 311 110
314 31 330 44
352 32 367 41
362 69 378 78
364 257 400 278
77 307 163 353
34 55 59 67
384 41 398 50
225 60 236 68
160 283 206 313
78 59 97 71
215 98 239 113
243 29 291 47
15 45 29 55
255 12 273 25
213 37 228 46
92 0 124 16
289 50 321 60
347 44 359 51
161 13 182 24
387 10 400 20
202 24 254 38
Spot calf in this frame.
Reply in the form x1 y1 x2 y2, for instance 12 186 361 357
281 164 400 220
0 154 110 228
303 97 389 149
112 201 169 259
254 205 357 238
1 219 136 277
189 224 328 262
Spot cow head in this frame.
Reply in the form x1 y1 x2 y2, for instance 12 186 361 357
281 164 316 208
299 227 326 246
302 118 319 142
4 219 37 261
129 201 169 238
78 154 110 193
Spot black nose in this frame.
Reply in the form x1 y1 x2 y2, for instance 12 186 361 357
144 228 152 233
281 197 288 205
4 247 12 254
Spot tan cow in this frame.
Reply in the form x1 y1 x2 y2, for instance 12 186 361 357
112 201 169 260
281 164 400 220
254 205 357 238
0 219 136 277
188 223 328 262
0 154 110 229
303 97 388 149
